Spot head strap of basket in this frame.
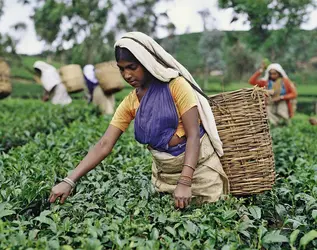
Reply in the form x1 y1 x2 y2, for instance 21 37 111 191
209 87 275 196
94 61 124 94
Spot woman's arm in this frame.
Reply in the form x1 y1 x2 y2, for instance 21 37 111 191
173 106 200 209
249 70 267 88
49 125 122 203
42 90 50 102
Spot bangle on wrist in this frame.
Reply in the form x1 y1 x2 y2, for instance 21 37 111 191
183 164 195 171
180 175 192 180
62 177 76 188
177 179 192 187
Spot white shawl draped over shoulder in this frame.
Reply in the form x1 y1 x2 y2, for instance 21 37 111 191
115 32 223 156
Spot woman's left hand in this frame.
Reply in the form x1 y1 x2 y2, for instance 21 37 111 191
173 184 192 209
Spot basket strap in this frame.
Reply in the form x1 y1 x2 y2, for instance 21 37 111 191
121 37 210 100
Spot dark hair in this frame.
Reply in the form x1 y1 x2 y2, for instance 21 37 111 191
34 68 42 76
115 46 140 64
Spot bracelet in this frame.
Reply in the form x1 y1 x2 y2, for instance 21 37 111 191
62 177 76 188
183 164 195 171
177 179 192 187
180 175 192 180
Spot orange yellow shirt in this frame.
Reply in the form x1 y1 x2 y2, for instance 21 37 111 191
110 76 199 138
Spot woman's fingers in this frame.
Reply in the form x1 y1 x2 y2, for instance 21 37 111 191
183 198 189 208
178 198 184 209
60 193 69 204
174 197 186 209
174 197 179 208
49 192 59 203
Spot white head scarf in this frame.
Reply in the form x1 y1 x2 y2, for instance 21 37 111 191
33 61 61 92
263 63 288 80
83 64 98 84
115 32 223 156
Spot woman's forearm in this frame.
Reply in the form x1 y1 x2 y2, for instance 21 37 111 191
181 134 200 177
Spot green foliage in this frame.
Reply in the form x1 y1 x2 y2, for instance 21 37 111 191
223 39 258 81
1 99 317 248
115 0 170 37
168 32 205 72
30 0 172 65
218 0 316 49
11 82 43 99
199 30 225 71
0 99 99 152
33 0 65 45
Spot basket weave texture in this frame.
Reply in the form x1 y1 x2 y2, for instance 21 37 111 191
94 61 124 94
59 64 85 93
0 59 12 99
209 87 275 196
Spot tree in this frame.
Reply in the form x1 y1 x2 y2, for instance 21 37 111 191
198 30 225 89
222 35 258 82
115 0 172 38
159 22 179 57
26 0 173 65
198 8 210 31
218 0 316 49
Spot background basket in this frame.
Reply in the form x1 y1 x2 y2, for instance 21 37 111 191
94 61 124 94
59 64 85 93
209 87 275 196
0 58 12 99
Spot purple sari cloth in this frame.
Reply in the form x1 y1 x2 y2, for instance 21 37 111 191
84 76 99 102
134 79 205 156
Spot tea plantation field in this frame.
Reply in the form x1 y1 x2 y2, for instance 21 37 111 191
0 99 317 249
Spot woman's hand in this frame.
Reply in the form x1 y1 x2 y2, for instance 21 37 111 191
173 183 192 209
271 96 282 102
49 182 72 204
259 61 266 73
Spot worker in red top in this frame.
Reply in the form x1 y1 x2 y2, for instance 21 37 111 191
249 63 297 125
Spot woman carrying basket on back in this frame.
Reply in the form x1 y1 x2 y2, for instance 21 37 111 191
83 64 115 115
249 63 297 125
49 32 229 209
33 61 72 105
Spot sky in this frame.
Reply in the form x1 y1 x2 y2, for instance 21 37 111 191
0 0 317 55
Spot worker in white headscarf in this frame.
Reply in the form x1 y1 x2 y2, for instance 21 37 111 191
249 63 297 125
33 61 72 105
83 64 115 115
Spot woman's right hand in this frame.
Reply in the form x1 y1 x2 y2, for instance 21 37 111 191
259 62 265 73
49 182 72 204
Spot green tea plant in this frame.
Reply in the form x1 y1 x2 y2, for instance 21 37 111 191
0 100 316 249
0 99 100 152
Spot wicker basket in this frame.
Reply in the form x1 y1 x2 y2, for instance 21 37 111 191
209 87 275 196
0 59 12 99
95 61 124 94
59 64 85 93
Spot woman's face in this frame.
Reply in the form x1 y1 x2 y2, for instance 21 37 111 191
269 69 280 81
117 60 147 88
